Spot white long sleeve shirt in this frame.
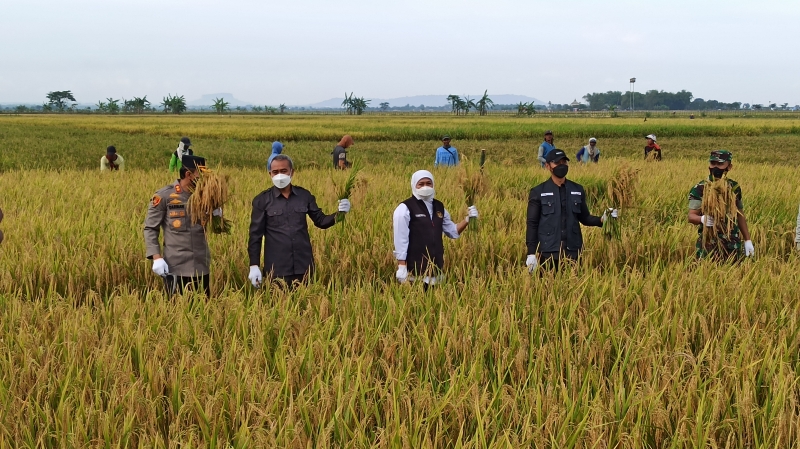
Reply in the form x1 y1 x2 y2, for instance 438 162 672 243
392 200 460 261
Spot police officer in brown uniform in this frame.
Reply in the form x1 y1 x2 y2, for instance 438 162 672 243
144 155 212 296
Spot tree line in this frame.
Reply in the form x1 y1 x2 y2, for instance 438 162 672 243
582 90 796 111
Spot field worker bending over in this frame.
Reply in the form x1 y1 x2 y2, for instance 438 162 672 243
688 150 753 260
526 150 615 271
393 170 478 288
144 155 215 296
169 137 194 173
266 141 284 171
333 135 354 170
248 155 351 289
100 145 125 171
434 135 460 167
644 134 662 160
537 130 556 167
576 138 600 164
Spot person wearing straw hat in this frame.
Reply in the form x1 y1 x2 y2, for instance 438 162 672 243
169 137 194 173
434 135 460 167
576 138 600 164
644 134 662 160
100 145 125 171
145 154 215 296
537 130 556 167
687 150 753 260
526 150 615 272
393 170 478 288
248 155 352 289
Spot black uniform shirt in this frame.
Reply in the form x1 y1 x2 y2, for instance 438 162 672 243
248 186 337 277
559 183 568 241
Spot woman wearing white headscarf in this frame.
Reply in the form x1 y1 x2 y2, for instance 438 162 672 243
393 170 478 286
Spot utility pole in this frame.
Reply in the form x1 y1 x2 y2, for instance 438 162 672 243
629 78 636 111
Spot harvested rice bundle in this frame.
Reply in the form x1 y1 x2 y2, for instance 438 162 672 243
461 152 487 230
334 160 362 224
187 167 232 234
603 163 637 240
701 175 739 248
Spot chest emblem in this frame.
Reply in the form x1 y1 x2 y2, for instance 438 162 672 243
436 211 443 219
172 219 182 229
169 193 180 198
169 199 183 205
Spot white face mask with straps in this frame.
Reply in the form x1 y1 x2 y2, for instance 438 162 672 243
414 186 434 200
272 174 291 189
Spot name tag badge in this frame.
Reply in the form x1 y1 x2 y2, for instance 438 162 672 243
571 191 582 195
415 214 426 218
541 192 554 197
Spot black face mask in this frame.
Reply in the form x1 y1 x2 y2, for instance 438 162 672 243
709 167 727 179
552 164 569 178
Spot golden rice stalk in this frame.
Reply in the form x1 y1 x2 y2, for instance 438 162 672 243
701 175 739 248
334 160 362 224
187 168 231 233
460 154 486 230
603 164 637 240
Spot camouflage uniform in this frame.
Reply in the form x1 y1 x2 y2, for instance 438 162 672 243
687 150 744 260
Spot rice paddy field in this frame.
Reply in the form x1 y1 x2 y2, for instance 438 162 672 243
1 114 800 447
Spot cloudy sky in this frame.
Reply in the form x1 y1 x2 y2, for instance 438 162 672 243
2 0 798 105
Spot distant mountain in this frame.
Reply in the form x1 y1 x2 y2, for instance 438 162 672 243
307 94 544 109
188 93 252 107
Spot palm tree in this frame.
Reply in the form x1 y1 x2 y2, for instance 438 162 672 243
353 97 370 115
342 92 355 114
475 90 494 116
461 96 476 115
279 103 287 114
212 97 230 114
447 95 461 114
106 98 120 114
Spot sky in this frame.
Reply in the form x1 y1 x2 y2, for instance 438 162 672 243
1 0 799 106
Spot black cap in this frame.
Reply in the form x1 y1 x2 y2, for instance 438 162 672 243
544 130 553 136
106 145 117 154
181 155 206 171
545 149 569 164
180 136 191 146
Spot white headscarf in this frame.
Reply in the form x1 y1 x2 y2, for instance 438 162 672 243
411 170 434 200
176 142 187 161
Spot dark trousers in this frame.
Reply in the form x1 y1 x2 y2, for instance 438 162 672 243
273 274 308 290
164 274 210 297
539 250 580 271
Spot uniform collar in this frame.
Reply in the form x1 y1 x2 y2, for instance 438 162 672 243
272 186 297 197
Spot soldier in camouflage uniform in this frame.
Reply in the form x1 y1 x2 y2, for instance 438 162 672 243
687 150 754 260
144 155 216 296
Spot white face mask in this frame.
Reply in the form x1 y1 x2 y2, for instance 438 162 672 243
272 173 291 189
415 186 434 199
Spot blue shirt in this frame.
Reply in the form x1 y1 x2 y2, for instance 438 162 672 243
434 146 460 167
538 141 556 167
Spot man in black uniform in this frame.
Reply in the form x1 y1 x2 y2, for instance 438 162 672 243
144 155 214 296
247 154 351 288
525 150 616 271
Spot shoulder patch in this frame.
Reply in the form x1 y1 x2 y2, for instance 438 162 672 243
175 185 182 193
152 195 162 207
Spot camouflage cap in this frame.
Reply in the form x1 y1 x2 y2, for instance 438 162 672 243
709 150 733 163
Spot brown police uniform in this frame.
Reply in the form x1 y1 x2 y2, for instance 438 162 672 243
144 181 210 277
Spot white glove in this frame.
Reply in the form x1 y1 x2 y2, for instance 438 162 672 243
701 215 715 227
610 208 618 218
525 254 538 273
601 208 619 222
467 205 478 220
744 240 754 257
212 208 223 217
396 265 408 283
152 258 169 276
248 265 263 288
338 199 351 213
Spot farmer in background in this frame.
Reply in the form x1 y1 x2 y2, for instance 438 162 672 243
333 135 353 169
576 137 600 164
266 141 284 171
537 130 556 167
169 137 194 173
144 155 214 296
644 134 662 160
434 135 460 167
100 146 125 171
248 154 351 289
393 170 477 288
687 150 753 260
0 207 4 244
526 150 616 271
